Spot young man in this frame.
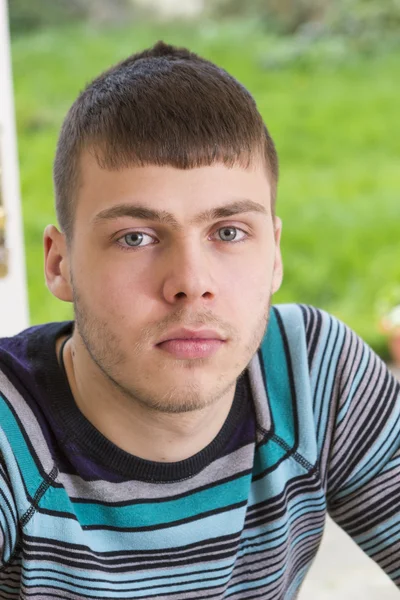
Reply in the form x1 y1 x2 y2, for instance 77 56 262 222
0 41 399 599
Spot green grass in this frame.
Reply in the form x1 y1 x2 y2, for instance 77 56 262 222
10 19 400 356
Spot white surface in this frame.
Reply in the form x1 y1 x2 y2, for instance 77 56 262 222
134 0 204 18
0 0 29 336
298 516 399 599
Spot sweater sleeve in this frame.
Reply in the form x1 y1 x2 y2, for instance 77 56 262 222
0 454 19 568
316 311 400 586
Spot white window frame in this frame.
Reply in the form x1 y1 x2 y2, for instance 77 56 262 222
0 0 29 336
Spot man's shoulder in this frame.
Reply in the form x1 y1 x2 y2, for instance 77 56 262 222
265 303 352 366
270 302 337 332
0 321 73 358
0 320 73 396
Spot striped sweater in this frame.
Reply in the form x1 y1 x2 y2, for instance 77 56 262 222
0 304 399 599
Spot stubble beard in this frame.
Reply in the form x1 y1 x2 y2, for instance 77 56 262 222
72 286 272 414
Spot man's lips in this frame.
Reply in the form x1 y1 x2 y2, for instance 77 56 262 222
156 338 225 359
157 328 226 344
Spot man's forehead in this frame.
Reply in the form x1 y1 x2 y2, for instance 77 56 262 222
76 148 272 222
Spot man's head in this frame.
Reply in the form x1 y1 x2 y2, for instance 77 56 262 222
53 40 279 243
45 41 283 414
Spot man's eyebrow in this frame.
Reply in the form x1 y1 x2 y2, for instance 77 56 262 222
92 199 268 230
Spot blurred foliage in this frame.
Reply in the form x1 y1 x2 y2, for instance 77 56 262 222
8 0 135 33
207 0 327 33
207 0 400 64
207 0 400 34
9 0 81 32
9 19 400 358
12 0 400 42
376 285 400 324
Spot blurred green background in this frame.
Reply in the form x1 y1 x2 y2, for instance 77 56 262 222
8 0 400 357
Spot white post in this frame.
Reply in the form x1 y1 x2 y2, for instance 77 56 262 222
0 0 29 336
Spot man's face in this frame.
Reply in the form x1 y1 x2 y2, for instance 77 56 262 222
65 151 283 413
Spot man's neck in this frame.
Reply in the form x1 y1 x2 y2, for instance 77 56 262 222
56 334 236 463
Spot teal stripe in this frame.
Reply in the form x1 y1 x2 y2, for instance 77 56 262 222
253 438 288 477
40 472 252 527
0 394 47 496
260 308 295 449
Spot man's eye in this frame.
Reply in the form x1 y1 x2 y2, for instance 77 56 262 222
215 226 247 243
119 232 155 248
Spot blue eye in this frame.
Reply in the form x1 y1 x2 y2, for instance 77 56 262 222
121 232 154 247
218 227 239 242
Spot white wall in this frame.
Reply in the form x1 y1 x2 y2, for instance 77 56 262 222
299 516 398 599
0 0 29 337
134 0 204 18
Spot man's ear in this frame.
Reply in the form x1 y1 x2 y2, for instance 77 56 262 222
44 225 73 302
271 216 283 295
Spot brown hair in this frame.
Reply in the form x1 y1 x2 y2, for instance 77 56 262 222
53 41 278 241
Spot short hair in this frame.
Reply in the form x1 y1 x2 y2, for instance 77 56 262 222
53 41 279 241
